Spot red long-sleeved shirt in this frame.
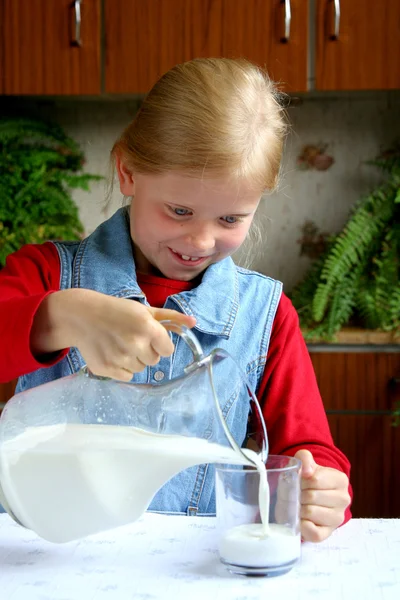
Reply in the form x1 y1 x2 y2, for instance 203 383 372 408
0 243 352 522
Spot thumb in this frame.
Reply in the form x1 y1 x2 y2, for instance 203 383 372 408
146 306 196 330
294 449 317 479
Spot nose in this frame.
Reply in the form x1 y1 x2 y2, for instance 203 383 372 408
184 224 216 253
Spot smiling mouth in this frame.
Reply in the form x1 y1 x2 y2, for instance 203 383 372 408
169 248 211 265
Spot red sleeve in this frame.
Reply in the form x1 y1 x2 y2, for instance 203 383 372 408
0 242 68 383
259 293 352 524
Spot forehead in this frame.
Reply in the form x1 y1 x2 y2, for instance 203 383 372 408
135 171 262 210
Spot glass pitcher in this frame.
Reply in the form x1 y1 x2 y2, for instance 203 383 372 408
0 323 267 543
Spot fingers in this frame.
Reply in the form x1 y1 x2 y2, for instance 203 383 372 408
300 504 344 529
301 520 334 543
115 307 195 371
147 307 196 329
293 451 351 543
147 322 175 357
294 449 317 478
145 308 196 357
301 466 349 491
109 367 135 382
88 358 146 381
301 488 351 510
129 340 162 366
76 294 197 379
118 348 158 374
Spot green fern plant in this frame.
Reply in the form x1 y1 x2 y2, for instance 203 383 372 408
393 402 400 427
291 143 400 341
0 117 103 266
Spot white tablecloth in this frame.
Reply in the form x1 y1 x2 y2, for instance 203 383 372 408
1 514 399 600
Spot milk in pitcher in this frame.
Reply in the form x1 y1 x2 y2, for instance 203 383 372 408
0 423 256 542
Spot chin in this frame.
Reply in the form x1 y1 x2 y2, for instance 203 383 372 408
170 267 206 282
177 272 199 282
167 270 196 282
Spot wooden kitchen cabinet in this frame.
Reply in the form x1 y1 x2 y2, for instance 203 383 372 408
316 0 400 90
310 350 400 517
104 0 309 94
1 0 101 95
2 1 399 97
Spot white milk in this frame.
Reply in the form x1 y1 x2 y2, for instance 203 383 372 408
1 422 299 568
218 453 300 569
219 523 300 568
0 423 255 543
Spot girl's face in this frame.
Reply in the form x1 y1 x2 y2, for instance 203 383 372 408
116 159 261 281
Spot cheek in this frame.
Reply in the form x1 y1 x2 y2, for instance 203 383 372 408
130 205 165 242
219 226 250 252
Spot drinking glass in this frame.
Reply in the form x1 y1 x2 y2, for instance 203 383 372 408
215 455 301 576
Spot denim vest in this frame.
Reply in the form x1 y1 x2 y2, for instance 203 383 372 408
15 208 282 516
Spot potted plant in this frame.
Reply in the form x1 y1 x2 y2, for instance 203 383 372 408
291 143 400 342
0 117 103 266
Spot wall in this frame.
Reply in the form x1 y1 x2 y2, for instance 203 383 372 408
2 91 400 292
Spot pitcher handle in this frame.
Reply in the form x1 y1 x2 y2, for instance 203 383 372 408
158 320 205 363
161 320 268 465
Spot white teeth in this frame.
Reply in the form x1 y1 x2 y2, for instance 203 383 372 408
172 249 200 262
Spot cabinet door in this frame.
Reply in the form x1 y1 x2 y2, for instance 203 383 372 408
310 351 400 517
327 414 400 518
2 0 101 95
105 0 308 94
316 0 400 90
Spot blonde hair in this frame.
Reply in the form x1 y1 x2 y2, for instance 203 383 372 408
112 57 287 192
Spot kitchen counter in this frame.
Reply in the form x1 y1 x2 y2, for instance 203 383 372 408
1 513 399 600
304 327 400 348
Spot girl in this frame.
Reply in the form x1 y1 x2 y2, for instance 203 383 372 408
0 58 351 541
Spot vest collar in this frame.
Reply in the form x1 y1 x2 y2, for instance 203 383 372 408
74 207 143 298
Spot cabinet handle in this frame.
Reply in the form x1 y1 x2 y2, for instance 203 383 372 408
329 0 341 41
280 0 291 43
72 0 82 47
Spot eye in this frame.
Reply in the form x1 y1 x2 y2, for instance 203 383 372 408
221 215 239 225
168 206 192 217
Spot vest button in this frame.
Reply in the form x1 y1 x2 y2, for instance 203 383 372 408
153 370 165 382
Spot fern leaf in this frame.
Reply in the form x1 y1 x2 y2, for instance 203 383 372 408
312 183 396 322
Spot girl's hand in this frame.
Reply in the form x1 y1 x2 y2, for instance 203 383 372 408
31 288 196 380
294 449 351 543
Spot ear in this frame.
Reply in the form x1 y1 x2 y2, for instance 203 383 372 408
115 154 135 196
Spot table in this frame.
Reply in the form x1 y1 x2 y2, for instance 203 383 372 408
1 514 399 600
